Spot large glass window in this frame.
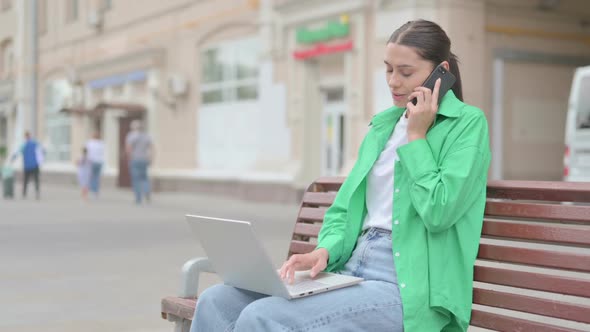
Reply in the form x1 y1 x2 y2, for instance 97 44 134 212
44 80 72 162
576 75 590 131
201 38 259 105
66 0 79 23
0 116 7 160
1 0 11 11
38 0 48 34
0 40 13 79
101 0 112 11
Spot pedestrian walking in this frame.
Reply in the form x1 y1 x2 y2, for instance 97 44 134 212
76 147 92 201
125 120 154 204
85 131 105 198
12 131 44 200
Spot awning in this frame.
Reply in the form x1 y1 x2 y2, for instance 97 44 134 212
60 102 146 117
94 102 146 115
59 106 95 115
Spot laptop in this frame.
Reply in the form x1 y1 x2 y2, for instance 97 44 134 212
186 215 363 299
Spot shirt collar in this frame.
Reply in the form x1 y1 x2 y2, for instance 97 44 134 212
370 89 463 128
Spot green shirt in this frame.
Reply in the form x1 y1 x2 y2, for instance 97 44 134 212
316 91 491 331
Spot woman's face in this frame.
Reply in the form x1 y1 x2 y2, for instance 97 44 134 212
384 43 436 108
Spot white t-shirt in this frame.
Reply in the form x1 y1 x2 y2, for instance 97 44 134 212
86 139 105 164
362 112 409 231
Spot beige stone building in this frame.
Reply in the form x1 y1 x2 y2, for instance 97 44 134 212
0 0 20 163
3 0 590 202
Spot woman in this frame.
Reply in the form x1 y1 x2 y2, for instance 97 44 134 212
191 20 491 332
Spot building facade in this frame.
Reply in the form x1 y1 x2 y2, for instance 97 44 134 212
0 0 20 163
4 0 590 202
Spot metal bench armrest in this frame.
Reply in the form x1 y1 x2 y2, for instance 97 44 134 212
180 257 215 297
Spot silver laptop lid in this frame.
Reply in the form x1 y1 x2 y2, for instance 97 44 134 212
185 215 290 298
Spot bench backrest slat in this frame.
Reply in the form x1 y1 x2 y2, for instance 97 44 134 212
482 219 590 246
473 287 590 324
474 265 590 298
288 177 590 329
301 192 337 207
485 201 590 223
478 243 590 272
487 180 590 203
297 207 327 223
470 309 582 332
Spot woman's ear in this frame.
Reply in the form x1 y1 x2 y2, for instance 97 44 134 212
441 61 450 72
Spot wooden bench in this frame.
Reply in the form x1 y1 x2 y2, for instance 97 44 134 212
161 177 590 331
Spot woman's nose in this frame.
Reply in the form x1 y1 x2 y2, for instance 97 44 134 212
388 75 400 89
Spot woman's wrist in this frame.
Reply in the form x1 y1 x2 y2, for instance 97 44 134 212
408 132 426 142
315 248 329 262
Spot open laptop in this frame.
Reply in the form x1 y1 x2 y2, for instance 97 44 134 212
186 215 363 299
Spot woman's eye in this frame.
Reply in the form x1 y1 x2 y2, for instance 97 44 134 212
401 73 411 78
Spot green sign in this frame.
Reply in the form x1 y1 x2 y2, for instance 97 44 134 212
296 15 350 44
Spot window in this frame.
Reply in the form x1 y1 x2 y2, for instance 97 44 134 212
0 116 7 160
576 75 590 131
201 38 259 104
38 0 47 34
66 0 79 23
0 40 14 79
44 80 72 162
1 0 11 11
101 0 112 11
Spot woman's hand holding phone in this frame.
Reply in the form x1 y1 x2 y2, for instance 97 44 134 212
406 78 441 142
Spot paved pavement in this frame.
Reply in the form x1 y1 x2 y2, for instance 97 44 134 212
0 184 299 332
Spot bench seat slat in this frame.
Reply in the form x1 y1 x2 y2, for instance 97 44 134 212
470 308 585 332
487 180 590 203
473 287 590 324
485 201 590 222
482 219 590 246
293 223 322 238
477 243 590 272
302 192 337 207
298 207 327 223
474 265 590 298
161 296 197 321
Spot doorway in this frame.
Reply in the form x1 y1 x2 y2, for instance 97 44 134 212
118 116 141 187
321 87 346 176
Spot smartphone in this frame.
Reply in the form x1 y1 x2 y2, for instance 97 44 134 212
411 63 456 106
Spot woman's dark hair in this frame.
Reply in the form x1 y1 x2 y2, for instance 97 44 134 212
388 20 463 101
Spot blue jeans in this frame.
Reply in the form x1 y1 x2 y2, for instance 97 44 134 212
191 228 403 332
89 162 102 194
129 159 151 204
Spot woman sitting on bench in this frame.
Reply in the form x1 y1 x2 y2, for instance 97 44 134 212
191 19 491 332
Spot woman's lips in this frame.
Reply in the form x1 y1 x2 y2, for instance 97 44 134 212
393 93 406 102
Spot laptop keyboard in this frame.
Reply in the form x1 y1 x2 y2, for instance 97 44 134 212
285 279 329 293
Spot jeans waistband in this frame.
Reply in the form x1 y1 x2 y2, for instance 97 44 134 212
361 227 392 237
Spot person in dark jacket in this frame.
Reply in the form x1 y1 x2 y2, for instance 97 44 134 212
12 131 44 199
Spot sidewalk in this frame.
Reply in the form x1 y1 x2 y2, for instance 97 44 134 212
0 183 299 332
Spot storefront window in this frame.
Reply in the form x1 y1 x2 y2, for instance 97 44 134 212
0 39 14 79
200 38 259 104
576 75 590 131
44 80 72 162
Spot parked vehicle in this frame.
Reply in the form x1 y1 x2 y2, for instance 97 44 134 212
564 65 590 182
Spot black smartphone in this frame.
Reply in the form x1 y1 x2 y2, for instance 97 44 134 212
411 63 456 106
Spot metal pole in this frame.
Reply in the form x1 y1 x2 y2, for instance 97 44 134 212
30 0 38 137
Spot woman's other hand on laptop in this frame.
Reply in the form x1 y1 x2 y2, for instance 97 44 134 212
279 248 329 284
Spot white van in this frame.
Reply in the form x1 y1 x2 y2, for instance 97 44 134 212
564 65 590 182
